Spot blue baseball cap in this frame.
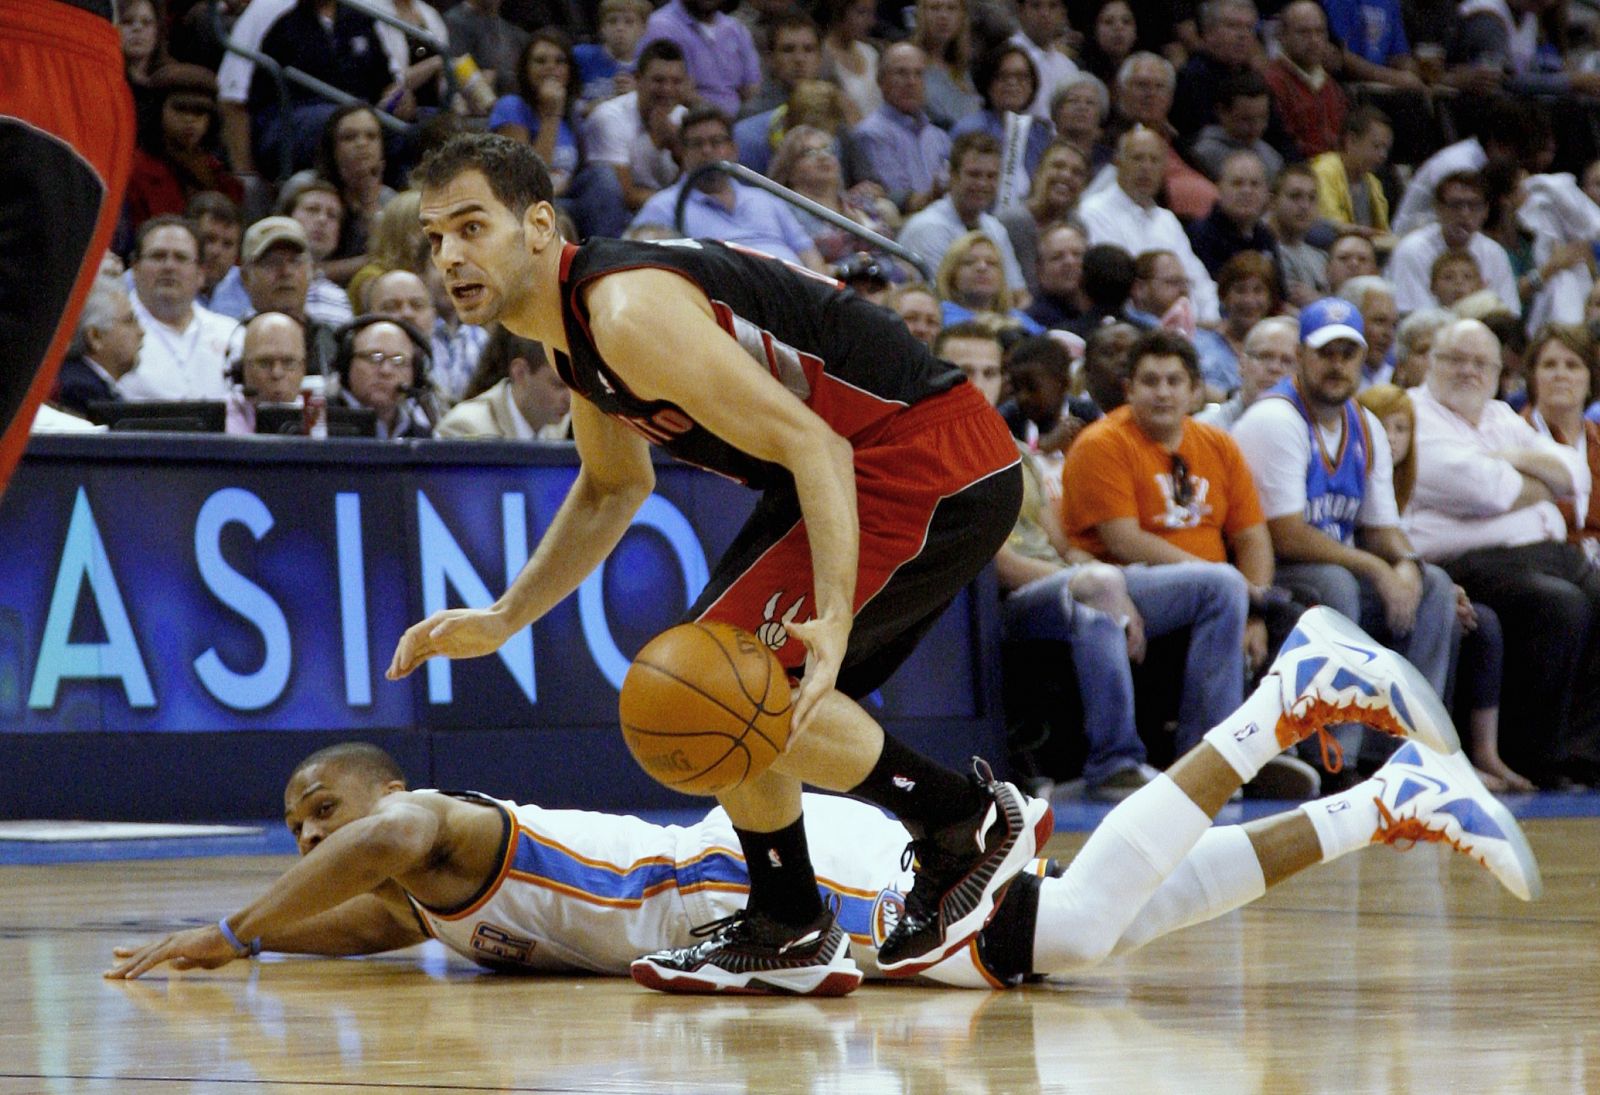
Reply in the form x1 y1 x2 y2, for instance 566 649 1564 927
1299 297 1366 350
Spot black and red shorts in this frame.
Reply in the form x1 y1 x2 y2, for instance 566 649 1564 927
0 0 135 493
689 382 1023 698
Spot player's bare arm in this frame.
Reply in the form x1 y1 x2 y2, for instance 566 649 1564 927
389 397 654 679
583 267 860 732
106 794 447 979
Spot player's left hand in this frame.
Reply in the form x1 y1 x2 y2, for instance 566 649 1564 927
104 924 240 980
785 612 850 737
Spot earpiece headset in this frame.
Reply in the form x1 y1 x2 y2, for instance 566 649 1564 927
331 313 433 394
227 311 308 392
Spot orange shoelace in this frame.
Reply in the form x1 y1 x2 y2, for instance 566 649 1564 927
1370 798 1490 870
1275 697 1411 774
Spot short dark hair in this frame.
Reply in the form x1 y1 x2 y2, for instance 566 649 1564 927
1215 69 1268 110
934 319 1001 358
413 132 555 218
1128 327 1201 383
949 130 1002 175
678 102 734 140
1272 161 1316 195
1435 169 1487 203
466 324 549 399
1342 103 1392 141
289 742 407 789
769 10 820 42
1007 335 1073 382
1082 243 1136 312
186 190 242 227
277 176 342 217
134 214 201 259
636 37 686 73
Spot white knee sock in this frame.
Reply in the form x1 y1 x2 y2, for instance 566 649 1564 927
1300 778 1384 862
1201 676 1289 782
1031 774 1212 975
1108 826 1267 957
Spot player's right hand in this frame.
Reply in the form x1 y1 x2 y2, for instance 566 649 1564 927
386 608 515 680
104 925 239 980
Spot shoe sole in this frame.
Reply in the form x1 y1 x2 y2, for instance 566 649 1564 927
1435 749 1544 901
628 960 863 997
1290 607 1461 754
876 798 1055 978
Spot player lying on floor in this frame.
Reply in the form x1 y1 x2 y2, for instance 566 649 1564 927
107 608 1541 993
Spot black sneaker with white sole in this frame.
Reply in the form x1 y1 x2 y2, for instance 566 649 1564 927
876 758 1054 978
630 906 863 996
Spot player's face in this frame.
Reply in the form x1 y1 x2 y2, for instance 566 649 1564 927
1300 338 1364 406
284 764 389 856
421 170 544 327
940 335 1004 406
1125 354 1194 436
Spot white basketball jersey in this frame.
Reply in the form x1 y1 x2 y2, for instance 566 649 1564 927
402 790 1009 987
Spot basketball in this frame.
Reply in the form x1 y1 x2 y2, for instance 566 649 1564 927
619 622 794 796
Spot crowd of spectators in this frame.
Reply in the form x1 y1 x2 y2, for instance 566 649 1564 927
42 0 1600 800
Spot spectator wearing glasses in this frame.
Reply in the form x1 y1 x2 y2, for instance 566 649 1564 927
1407 318 1597 787
1196 314 1297 431
56 278 143 421
1387 171 1519 318
225 311 306 435
1061 329 1276 705
1124 249 1190 329
335 316 434 440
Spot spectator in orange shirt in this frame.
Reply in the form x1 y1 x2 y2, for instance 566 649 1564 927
1062 328 1277 673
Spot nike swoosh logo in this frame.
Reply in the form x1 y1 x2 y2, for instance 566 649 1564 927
778 930 824 954
1336 642 1378 664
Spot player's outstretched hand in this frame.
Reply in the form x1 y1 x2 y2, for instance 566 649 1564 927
785 612 850 738
105 924 239 980
386 608 514 680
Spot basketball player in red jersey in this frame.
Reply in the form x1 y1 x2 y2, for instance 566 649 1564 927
0 0 136 498
387 133 1052 995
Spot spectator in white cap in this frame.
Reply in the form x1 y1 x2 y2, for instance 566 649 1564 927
1233 297 1456 778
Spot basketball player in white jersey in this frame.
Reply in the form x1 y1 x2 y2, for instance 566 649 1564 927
107 609 1540 990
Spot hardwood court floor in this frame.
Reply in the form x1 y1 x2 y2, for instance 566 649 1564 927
3 819 1598 1094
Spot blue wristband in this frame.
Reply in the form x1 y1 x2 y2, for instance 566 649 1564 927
218 917 261 957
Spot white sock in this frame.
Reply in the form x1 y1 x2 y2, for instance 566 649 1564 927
1301 777 1384 862
1109 826 1267 957
1201 676 1288 782
1031 774 1212 975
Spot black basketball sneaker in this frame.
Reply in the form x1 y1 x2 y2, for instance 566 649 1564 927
876 758 1054 977
630 906 863 996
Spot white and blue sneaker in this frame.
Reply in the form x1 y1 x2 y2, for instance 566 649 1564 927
1369 742 1543 901
1270 606 1461 768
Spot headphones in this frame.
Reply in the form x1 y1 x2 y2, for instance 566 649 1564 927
331 313 433 393
227 311 308 390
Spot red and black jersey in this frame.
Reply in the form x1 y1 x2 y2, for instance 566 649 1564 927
555 237 964 490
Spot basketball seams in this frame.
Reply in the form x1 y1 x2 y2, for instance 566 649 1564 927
619 623 795 794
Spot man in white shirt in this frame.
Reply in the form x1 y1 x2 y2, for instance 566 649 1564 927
1388 100 1549 236
120 216 236 401
1406 318 1599 787
1386 171 1518 317
897 131 1028 294
1077 127 1221 323
1233 299 1454 703
436 329 571 440
584 40 693 216
1009 0 1078 121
